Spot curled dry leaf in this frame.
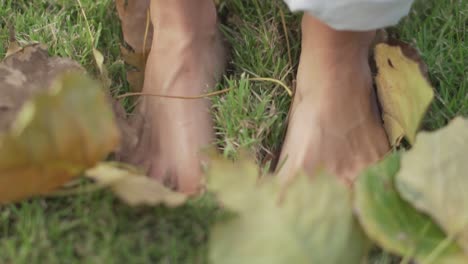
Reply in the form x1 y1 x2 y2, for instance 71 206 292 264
0 72 120 204
86 163 187 207
396 117 468 253
116 0 153 92
207 158 368 264
354 153 467 263
375 42 434 146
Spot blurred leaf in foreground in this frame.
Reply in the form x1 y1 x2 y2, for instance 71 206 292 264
354 153 467 263
396 117 468 253
0 71 120 203
86 163 187 207
207 158 368 264
0 43 82 131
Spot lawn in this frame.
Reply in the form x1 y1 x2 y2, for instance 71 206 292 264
0 0 466 263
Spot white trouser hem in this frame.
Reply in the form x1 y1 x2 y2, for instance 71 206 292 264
284 0 414 31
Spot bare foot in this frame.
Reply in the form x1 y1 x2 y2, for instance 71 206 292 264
277 15 390 185
129 0 225 194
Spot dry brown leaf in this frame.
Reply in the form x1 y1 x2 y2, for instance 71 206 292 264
86 163 187 207
116 0 153 54
0 43 82 131
116 0 153 92
0 37 120 203
375 42 434 146
0 72 120 203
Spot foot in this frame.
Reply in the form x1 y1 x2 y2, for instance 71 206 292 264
128 0 225 194
277 15 390 185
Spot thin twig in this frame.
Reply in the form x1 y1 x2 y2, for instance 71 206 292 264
248 77 293 96
116 87 232 100
116 76 293 100
143 9 151 54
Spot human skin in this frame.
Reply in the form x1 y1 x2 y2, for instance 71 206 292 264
277 15 389 185
128 0 225 194
130 0 389 193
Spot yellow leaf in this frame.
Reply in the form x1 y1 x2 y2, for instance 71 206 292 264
86 163 187 207
92 48 112 90
375 43 434 145
0 72 120 204
92 48 105 75
207 158 368 264
396 117 468 253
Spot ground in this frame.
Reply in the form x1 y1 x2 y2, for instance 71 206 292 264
0 0 466 263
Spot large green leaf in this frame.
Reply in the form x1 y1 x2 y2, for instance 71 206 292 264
396 117 468 253
354 153 467 263
208 158 368 264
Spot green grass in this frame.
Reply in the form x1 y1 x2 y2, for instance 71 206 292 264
397 0 467 129
0 0 466 263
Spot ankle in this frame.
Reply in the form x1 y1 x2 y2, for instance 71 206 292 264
301 14 375 56
294 54 374 111
151 0 218 35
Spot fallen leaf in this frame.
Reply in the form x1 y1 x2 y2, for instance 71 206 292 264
396 117 468 253
375 42 434 145
116 0 153 54
0 72 120 203
91 48 112 90
0 43 82 131
86 163 187 207
354 153 467 263
116 0 152 92
208 158 368 264
93 48 105 75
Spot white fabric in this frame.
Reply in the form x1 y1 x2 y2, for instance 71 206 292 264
284 0 414 31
